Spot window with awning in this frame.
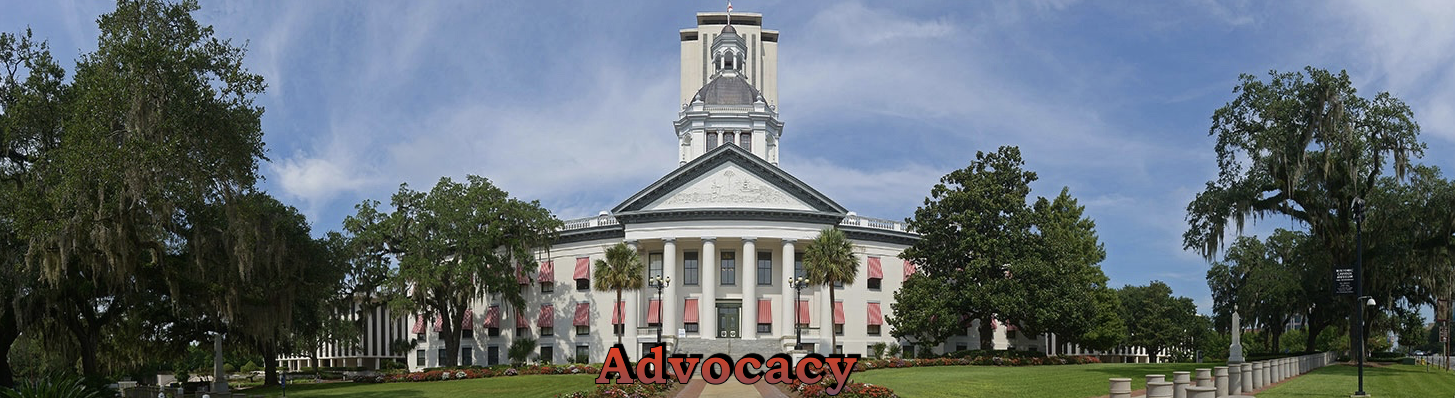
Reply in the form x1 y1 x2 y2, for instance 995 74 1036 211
611 300 625 325
683 298 700 333
796 300 810 325
516 309 529 329
833 301 845 325
867 302 883 336
434 313 444 332
411 315 425 334
484 306 500 328
574 257 591 290
573 303 590 327
461 310 474 330
757 299 772 334
647 299 661 325
539 260 555 283
903 259 916 279
867 257 883 289
517 265 528 285
538 305 555 327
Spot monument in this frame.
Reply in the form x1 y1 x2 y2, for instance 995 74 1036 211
1228 305 1244 364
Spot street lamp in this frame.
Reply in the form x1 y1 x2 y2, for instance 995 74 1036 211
649 275 671 352
789 276 810 350
1352 197 1368 397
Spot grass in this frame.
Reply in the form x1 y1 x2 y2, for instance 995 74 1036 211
849 362 1226 398
235 374 602 398
1257 363 1455 398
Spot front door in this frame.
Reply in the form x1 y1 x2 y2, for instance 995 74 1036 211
717 305 740 338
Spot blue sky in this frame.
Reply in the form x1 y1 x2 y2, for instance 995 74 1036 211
6 1 1455 316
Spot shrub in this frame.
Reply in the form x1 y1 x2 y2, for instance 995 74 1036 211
509 337 537 366
870 342 887 359
2 372 110 398
886 343 901 358
240 361 260 373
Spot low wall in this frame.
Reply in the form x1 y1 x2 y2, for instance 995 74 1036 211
1104 352 1337 398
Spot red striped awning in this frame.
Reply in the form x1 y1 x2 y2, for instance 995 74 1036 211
538 305 555 327
758 299 772 324
683 298 699 323
516 309 529 328
797 300 810 325
484 306 500 328
833 301 845 325
411 315 425 334
539 260 555 283
434 313 444 332
517 265 528 285
647 299 661 324
611 300 625 325
867 302 883 326
867 257 883 279
574 303 590 327
903 260 916 278
574 257 590 280
461 309 474 330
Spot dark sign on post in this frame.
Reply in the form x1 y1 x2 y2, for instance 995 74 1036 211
1333 268 1355 295
1439 299 1451 323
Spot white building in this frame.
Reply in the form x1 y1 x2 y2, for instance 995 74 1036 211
288 10 1168 371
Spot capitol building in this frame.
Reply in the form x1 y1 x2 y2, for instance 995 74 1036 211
282 10 1161 372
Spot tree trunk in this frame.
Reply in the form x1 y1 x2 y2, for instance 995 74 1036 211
1148 346 1160 363
1305 322 1325 353
616 290 623 346
0 305 17 388
77 328 101 379
309 348 320 378
978 317 993 350
441 306 458 367
829 288 837 354
263 343 279 386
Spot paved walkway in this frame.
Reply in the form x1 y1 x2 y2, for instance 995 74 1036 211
675 378 790 398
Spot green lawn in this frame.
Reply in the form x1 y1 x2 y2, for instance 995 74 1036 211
1257 364 1455 398
850 362 1227 398
236 374 602 398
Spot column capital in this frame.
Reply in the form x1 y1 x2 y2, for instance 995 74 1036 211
782 238 797 244
742 237 757 243
662 237 676 243
701 237 717 243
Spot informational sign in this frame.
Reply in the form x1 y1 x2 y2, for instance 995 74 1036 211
1441 325 1449 343
1333 268 1355 295
1438 299 1450 322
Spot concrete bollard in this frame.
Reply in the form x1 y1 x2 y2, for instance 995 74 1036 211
1173 371 1191 398
1147 381 1174 398
1228 364 1241 395
1262 360 1271 386
1240 363 1253 393
1252 361 1263 389
1110 377 1133 398
1279 358 1287 380
1194 368 1212 387
1185 386 1218 398
1147 374 1166 384
1214 366 1229 396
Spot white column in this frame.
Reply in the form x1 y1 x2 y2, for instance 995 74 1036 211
662 238 678 345
742 238 757 339
780 239 795 340
701 238 717 339
820 279 833 353
625 240 639 352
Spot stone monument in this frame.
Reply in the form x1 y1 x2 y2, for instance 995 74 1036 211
1228 305 1244 364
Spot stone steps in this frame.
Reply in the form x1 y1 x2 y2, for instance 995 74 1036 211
676 337 785 359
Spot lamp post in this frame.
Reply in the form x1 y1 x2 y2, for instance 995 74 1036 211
649 275 671 352
1352 197 1367 397
789 276 810 350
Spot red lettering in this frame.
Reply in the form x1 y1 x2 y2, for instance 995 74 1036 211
595 345 635 384
763 354 794 384
701 354 733 385
636 345 667 384
795 354 825 385
823 355 860 395
667 355 702 384
733 354 765 384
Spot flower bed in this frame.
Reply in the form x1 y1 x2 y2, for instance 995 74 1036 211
352 363 601 384
789 378 898 398
554 382 675 398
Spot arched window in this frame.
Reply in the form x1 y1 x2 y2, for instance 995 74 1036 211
705 132 717 149
740 132 751 151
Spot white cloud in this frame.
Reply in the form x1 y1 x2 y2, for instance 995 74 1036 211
1333 0 1455 141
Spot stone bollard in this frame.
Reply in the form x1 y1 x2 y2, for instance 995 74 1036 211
1195 368 1212 387
1147 374 1166 384
1279 358 1287 380
1228 364 1241 395
1110 377 1133 398
1240 363 1253 393
1147 381 1174 398
1262 360 1271 386
1185 386 1218 398
1252 361 1263 389
1173 371 1191 398
1214 366 1229 396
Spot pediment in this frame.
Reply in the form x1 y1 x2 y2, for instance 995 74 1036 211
613 144 845 215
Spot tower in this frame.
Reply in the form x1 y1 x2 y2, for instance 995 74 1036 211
674 12 784 166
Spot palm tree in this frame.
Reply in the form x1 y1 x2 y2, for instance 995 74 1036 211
594 242 645 345
804 227 858 354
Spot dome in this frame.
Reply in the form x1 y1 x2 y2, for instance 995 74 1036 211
721 24 737 35
693 75 761 105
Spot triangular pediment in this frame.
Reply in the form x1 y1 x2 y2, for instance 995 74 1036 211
613 144 845 215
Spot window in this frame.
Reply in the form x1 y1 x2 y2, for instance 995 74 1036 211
835 345 843 355
758 323 771 334
720 251 736 286
576 279 588 291
757 252 772 286
463 328 473 339
540 346 554 364
740 132 751 150
706 132 717 148
684 252 700 285
956 343 967 352
868 325 881 336
541 282 553 293
462 347 473 365
724 132 735 146
903 345 915 359
649 253 663 278
867 278 881 290
576 345 590 364
438 349 447 364
416 350 426 366
834 324 844 336
685 323 699 333
488 346 500 366
614 324 625 335
794 252 804 278
488 327 500 337
576 325 589 335
541 326 554 337
517 327 530 337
